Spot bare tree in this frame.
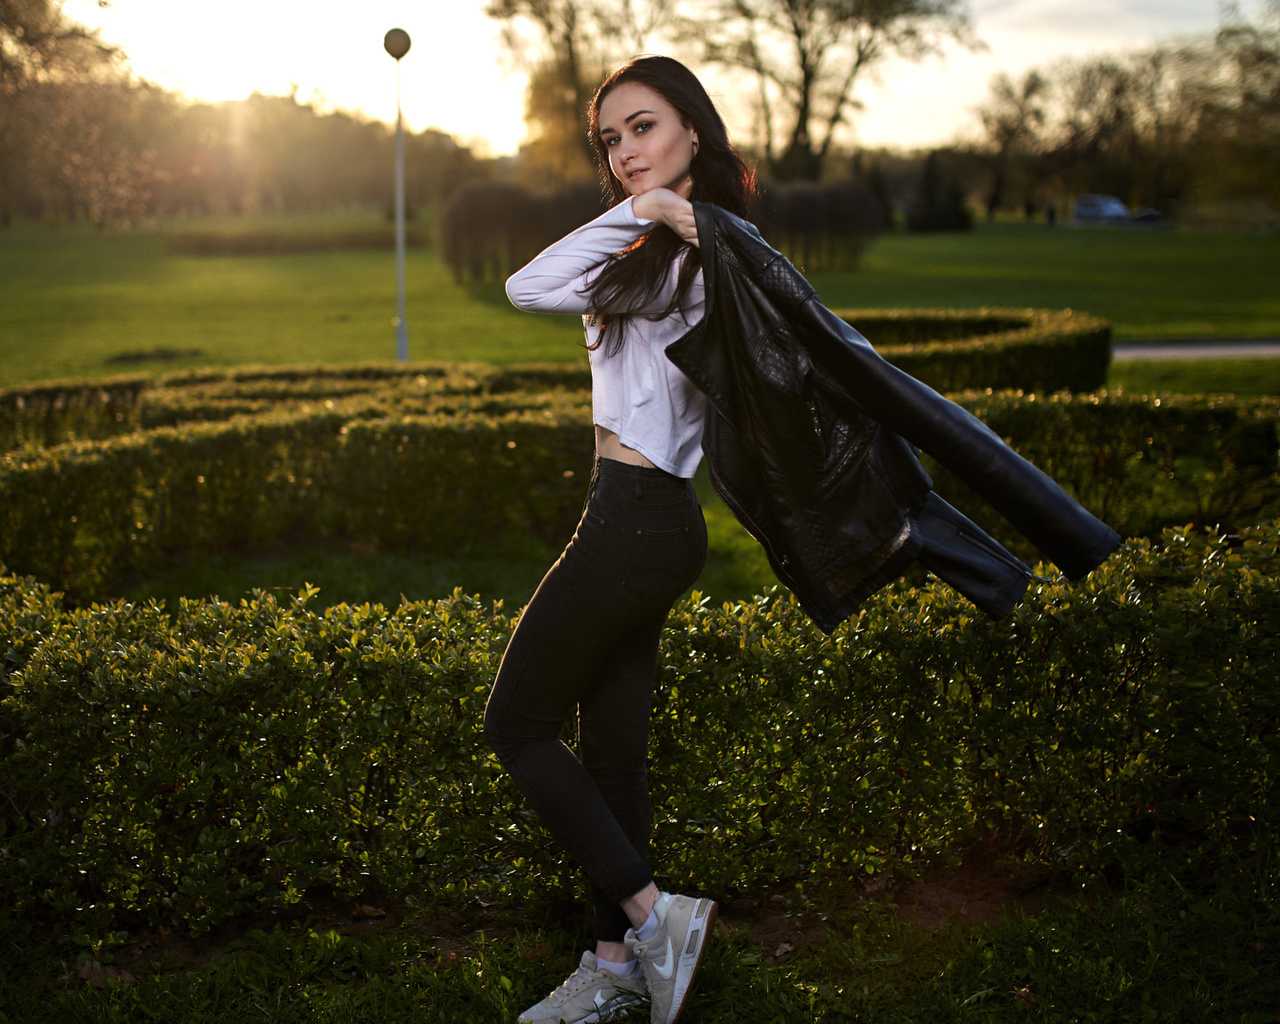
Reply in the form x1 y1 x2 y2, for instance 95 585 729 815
1191 4 1280 203
976 70 1047 216
1 0 116 92
1 0 120 223
678 0 976 180
968 1 1280 219
517 60 600 183
486 0 673 180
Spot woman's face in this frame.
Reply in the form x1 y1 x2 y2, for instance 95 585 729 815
597 81 698 199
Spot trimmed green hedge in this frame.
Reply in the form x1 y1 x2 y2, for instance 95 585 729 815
0 364 595 453
2 386 1275 604
0 400 595 600
0 376 148 451
2 522 1276 932
929 389 1280 548
0 307 1106 453
835 307 1112 393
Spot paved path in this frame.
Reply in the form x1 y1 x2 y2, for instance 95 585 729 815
1113 339 1280 360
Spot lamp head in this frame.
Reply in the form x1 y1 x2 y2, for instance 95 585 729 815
384 28 411 60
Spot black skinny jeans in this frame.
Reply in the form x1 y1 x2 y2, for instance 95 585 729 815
484 457 707 942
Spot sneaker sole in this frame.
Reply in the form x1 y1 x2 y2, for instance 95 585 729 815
518 983 645 1023
518 991 642 1024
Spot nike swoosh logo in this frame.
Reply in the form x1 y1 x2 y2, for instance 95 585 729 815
650 936 675 980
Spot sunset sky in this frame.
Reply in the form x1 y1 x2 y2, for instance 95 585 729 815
65 0 1233 155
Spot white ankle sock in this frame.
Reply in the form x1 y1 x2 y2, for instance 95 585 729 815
636 909 659 942
597 955 639 977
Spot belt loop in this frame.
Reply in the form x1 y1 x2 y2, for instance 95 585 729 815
634 469 643 500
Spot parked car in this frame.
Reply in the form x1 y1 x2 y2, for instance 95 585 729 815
1073 194 1130 224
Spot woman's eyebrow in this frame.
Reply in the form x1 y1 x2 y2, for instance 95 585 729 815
599 109 657 135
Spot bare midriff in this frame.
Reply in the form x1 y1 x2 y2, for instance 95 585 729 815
595 425 657 468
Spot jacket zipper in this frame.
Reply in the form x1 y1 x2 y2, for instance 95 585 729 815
956 525 1045 581
709 463 794 579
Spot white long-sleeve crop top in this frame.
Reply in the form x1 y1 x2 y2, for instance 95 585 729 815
505 197 707 479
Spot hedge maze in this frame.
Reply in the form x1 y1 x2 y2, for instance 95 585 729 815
2 312 1277 933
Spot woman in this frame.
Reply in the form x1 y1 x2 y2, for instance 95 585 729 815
483 55 756 1024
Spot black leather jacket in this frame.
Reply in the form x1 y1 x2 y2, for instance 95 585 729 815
666 203 1121 632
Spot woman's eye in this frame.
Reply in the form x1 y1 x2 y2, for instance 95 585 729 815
634 121 652 134
603 136 619 146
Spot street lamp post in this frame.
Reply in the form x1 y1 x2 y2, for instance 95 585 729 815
384 28 411 362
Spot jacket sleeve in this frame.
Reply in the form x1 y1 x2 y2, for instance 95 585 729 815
505 198 655 314
798 296 1120 580
688 203 1121 586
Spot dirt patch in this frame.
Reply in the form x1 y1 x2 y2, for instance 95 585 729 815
889 857 1059 930
718 893 837 963
99 850 1065 980
716 848 1064 964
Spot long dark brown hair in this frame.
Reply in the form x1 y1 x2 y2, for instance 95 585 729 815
586 55 758 355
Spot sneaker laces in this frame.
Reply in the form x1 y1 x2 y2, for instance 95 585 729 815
547 961 605 1002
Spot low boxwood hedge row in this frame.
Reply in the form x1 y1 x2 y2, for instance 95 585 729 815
1 389 1275 604
0 308 1106 452
927 390 1280 549
0 376 148 452
0 397 596 601
832 307 1112 394
2 522 1275 933
0 364 596 452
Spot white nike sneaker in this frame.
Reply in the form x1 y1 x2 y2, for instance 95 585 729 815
517 950 648 1024
624 892 718 1024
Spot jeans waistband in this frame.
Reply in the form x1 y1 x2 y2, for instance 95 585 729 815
591 456 690 501
594 456 685 485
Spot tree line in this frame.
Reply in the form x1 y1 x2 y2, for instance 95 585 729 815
437 177 892 284
490 0 1278 216
971 4 1280 223
0 2 485 225
488 0 975 184
2 0 1277 233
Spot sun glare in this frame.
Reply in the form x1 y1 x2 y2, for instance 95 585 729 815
62 0 1225 155
63 0 530 156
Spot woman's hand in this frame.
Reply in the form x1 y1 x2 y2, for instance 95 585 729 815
633 188 699 248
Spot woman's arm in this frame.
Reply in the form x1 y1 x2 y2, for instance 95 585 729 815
505 197 654 314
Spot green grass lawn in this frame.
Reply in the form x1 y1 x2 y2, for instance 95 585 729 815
2 216 1279 388
1108 355 1280 395
811 222 1280 342
0 215 580 389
